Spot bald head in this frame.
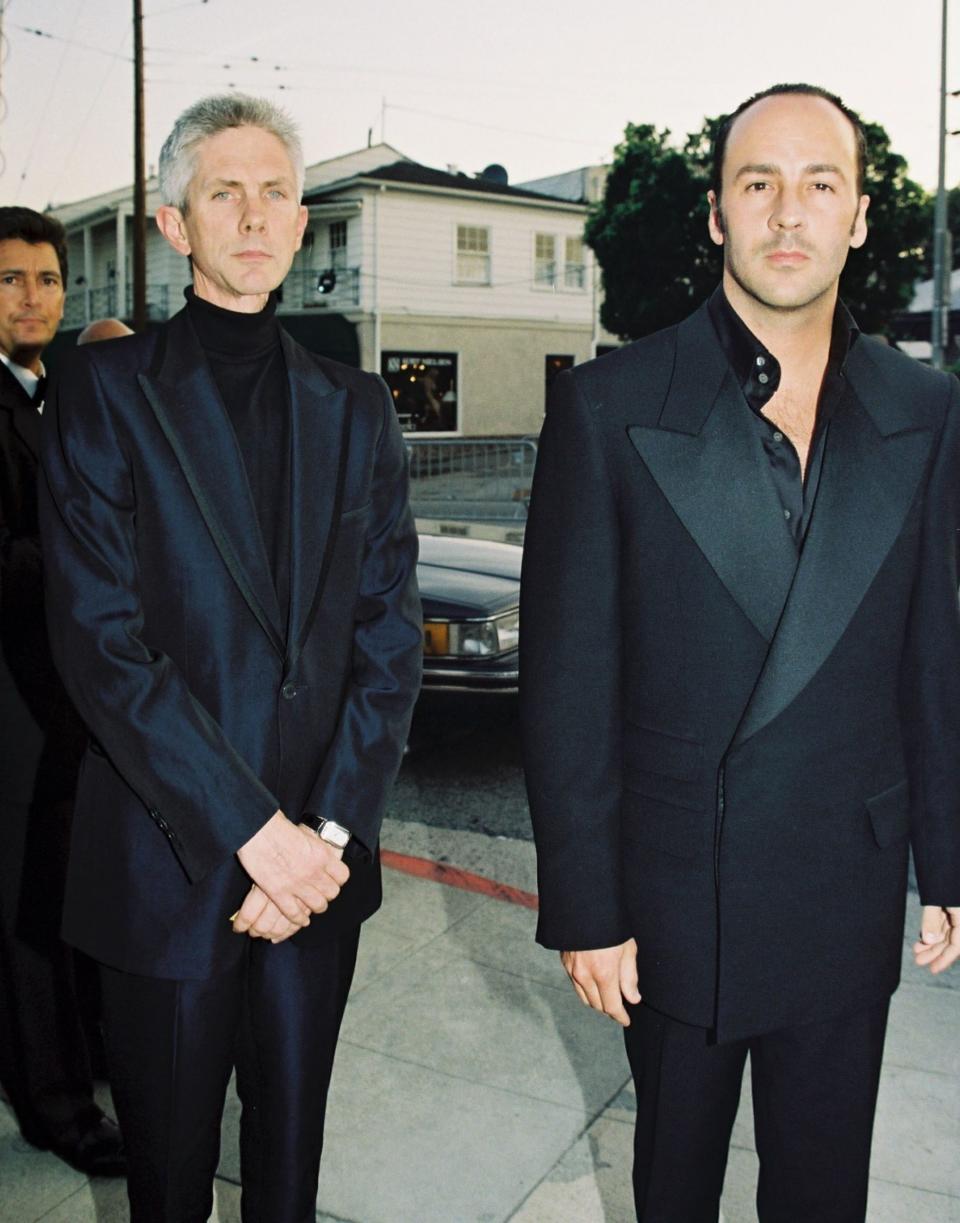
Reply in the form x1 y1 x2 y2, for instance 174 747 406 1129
77 318 133 345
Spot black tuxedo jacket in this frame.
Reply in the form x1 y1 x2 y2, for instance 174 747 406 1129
1 362 84 808
39 308 422 979
521 300 960 1041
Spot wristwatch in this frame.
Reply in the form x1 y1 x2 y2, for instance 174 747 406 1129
299 813 352 850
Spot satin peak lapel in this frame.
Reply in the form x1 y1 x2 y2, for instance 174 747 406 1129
137 310 285 657
282 331 350 670
627 308 798 642
734 359 933 747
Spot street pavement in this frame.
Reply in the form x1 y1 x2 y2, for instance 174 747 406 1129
2 811 958 1222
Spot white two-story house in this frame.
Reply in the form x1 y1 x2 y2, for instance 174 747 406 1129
49 143 612 436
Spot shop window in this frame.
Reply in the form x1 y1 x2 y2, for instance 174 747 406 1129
456 226 490 284
382 352 458 433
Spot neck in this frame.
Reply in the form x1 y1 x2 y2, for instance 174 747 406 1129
722 272 836 375
191 271 269 315
3 346 43 376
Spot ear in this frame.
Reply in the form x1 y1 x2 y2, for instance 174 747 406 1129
707 190 724 247
156 206 191 257
294 204 308 252
849 194 869 250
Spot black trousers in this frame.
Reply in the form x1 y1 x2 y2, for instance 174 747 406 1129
623 998 890 1223
0 795 99 1144
100 926 360 1223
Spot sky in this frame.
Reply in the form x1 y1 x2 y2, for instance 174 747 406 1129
2 0 958 212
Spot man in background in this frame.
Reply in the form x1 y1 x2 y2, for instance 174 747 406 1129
0 205 125 1175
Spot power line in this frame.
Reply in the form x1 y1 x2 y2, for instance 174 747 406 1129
12 21 132 61
385 103 606 149
13 1 87 200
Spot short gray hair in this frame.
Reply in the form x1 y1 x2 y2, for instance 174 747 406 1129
158 93 305 211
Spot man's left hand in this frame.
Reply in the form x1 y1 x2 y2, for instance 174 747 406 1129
912 905 960 974
233 884 307 943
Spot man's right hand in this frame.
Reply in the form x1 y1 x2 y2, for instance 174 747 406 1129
561 939 641 1027
235 810 350 928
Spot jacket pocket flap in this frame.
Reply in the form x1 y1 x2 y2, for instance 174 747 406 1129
625 721 702 782
622 793 710 860
866 778 909 849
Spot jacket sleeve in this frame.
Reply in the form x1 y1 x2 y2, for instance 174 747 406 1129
520 369 631 950
39 350 279 884
901 372 960 907
301 378 422 851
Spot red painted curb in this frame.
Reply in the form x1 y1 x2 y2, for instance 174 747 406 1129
380 849 539 911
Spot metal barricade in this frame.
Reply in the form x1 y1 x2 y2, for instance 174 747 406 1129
406 437 538 523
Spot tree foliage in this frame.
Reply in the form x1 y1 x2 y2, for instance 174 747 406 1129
584 124 716 340
587 113 931 340
840 121 929 332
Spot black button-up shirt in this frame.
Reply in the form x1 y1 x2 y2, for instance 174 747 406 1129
707 287 858 548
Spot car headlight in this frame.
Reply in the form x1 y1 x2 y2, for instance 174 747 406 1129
423 609 519 658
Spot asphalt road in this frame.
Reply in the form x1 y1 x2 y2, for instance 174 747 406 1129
388 694 533 841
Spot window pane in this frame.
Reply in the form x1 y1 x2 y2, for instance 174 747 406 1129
382 351 458 433
535 233 557 287
456 226 490 283
564 236 586 289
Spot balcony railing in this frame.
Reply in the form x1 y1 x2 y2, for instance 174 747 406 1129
63 283 171 328
62 267 360 330
279 267 361 311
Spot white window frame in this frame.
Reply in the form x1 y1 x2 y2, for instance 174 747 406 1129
563 235 587 292
328 219 348 272
454 224 491 286
533 232 558 289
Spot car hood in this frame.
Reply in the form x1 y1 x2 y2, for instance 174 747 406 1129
417 534 521 620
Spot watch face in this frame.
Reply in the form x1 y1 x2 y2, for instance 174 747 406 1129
320 821 351 849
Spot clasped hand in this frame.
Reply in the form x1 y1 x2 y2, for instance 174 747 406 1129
912 905 960 975
232 811 350 943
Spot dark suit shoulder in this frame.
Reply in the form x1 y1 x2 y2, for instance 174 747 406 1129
567 323 680 431
54 327 160 391
847 334 958 436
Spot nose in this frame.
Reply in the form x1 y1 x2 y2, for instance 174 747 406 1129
769 185 804 232
239 198 266 232
21 275 42 305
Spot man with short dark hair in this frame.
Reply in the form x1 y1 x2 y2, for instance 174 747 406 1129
0 205 125 1175
522 83 960 1222
40 95 422 1220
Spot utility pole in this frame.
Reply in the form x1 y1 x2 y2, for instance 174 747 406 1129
132 0 147 332
932 0 950 368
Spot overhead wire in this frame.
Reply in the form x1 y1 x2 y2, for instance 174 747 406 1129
13 1 86 200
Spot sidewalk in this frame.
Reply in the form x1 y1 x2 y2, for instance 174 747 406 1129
2 817 958 1222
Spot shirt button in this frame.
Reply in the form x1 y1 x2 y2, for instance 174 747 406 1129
281 682 298 700
758 372 770 384
783 509 792 520
756 355 766 367
773 430 783 442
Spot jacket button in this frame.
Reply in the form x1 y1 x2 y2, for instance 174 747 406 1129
281 682 298 700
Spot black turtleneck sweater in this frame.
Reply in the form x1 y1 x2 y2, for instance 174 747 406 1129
186 288 291 628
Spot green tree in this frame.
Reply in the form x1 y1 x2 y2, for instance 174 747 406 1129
839 120 929 333
587 114 929 340
584 124 715 339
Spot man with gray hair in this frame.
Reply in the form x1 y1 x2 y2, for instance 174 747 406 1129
40 94 422 1221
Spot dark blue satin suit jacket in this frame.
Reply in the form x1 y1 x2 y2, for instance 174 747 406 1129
39 306 422 979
